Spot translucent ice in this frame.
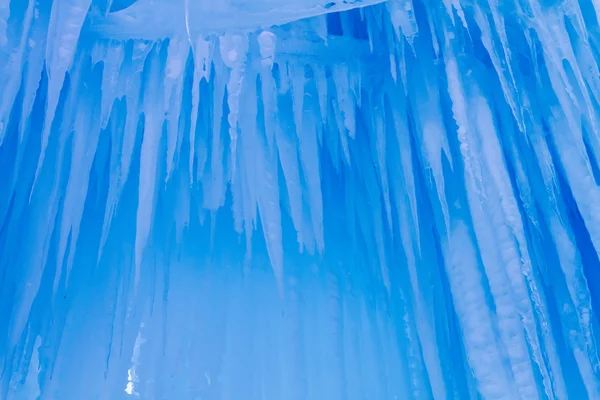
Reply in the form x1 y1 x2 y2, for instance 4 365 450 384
2 0 600 398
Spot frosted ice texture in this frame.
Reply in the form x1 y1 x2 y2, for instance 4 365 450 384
1 0 600 398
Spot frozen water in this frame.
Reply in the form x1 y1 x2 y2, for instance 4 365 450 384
1 0 600 398
90 0 388 39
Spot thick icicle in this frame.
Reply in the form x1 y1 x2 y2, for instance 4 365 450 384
33 0 93 188
134 43 164 289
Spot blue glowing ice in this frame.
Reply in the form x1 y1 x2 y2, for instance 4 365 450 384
2 0 600 398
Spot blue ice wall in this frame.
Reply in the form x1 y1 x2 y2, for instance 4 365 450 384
1 0 600 398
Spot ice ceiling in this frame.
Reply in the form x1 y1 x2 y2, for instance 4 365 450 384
2 0 600 398
92 0 388 38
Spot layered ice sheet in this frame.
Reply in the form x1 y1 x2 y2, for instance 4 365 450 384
91 0 388 38
2 0 600 398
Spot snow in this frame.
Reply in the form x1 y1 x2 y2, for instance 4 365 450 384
2 0 600 398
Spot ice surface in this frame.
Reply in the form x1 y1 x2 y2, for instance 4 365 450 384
2 0 600 398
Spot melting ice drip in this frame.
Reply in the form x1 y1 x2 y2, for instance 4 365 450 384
2 0 600 399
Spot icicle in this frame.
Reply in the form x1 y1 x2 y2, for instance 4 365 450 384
409 69 452 235
444 221 520 399
444 52 484 200
472 7 525 132
481 110 565 399
309 14 328 44
386 89 420 252
332 64 356 138
367 89 392 230
95 41 125 130
134 44 164 290
258 30 277 150
0 0 34 144
32 0 93 190
55 68 103 290
355 139 390 293
18 0 52 142
163 38 188 180
242 68 284 295
219 33 249 182
120 41 148 183
386 0 417 49
290 64 306 141
189 35 212 184
275 101 305 252
257 30 276 69
312 64 329 127
204 53 227 210
468 97 542 399
98 41 152 261
290 64 324 253
328 75 351 167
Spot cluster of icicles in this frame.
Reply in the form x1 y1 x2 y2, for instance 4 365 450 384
2 0 600 398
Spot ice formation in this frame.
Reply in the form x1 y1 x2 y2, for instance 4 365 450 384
1 0 600 398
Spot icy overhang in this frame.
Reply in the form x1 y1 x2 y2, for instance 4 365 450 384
89 0 387 39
